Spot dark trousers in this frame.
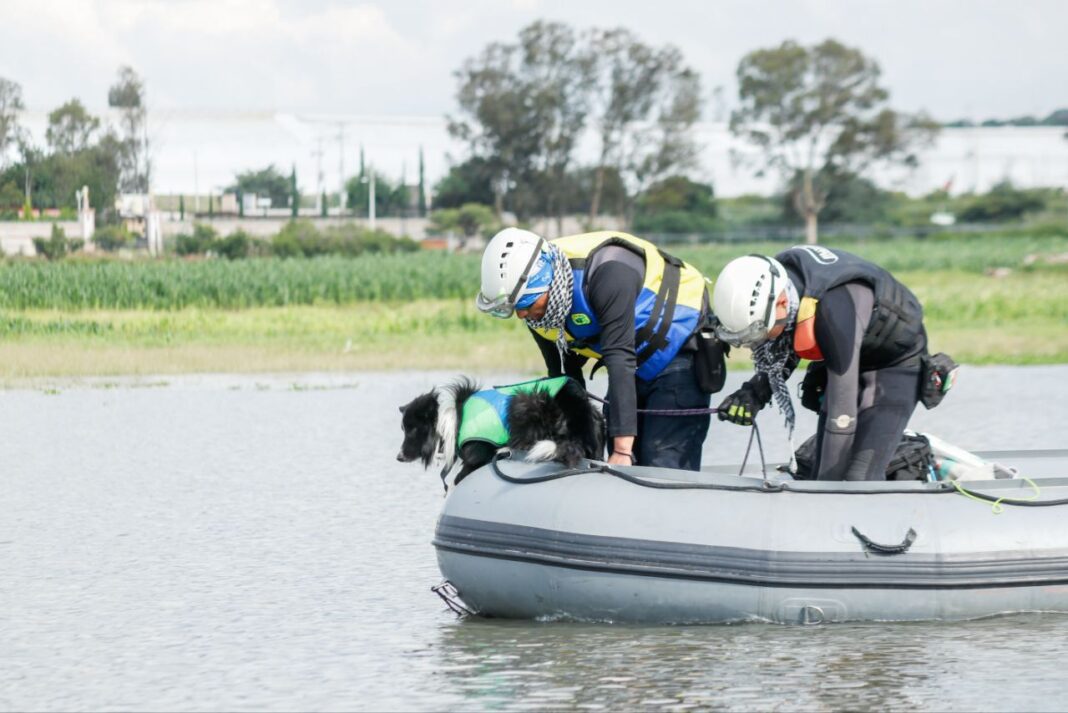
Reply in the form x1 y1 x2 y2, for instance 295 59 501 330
634 352 711 471
814 364 922 481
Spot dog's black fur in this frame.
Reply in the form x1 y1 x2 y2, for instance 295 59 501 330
397 377 604 486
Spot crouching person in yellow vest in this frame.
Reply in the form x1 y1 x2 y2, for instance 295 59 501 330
475 228 726 470
712 246 939 481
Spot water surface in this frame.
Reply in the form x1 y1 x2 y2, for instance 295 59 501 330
2 367 1067 711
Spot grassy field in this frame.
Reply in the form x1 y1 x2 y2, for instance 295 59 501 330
1 232 1066 380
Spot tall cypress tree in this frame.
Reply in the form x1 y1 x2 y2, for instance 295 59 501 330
290 164 299 218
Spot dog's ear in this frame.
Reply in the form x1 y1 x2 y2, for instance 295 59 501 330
420 429 439 469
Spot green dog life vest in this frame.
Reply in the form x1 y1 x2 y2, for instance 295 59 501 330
457 376 572 449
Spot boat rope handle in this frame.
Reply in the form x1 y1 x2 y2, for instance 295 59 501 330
851 526 917 555
487 452 1068 502
951 476 1042 514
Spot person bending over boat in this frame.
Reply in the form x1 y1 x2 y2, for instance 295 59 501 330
712 245 932 481
475 228 726 470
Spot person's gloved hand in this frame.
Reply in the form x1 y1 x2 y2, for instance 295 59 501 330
717 374 772 426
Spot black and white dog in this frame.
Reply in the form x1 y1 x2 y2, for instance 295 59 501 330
397 377 604 486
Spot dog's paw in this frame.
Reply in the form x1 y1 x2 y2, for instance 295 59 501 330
525 440 558 462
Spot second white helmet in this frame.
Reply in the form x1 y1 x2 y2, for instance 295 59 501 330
712 255 788 346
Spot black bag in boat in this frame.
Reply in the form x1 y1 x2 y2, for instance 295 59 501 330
919 352 959 409
791 432 935 481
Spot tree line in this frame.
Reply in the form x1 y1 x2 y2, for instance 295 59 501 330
227 146 428 220
945 109 1068 128
0 67 150 220
3 28 1021 248
440 26 941 243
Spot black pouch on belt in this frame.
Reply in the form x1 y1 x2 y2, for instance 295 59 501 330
919 352 959 409
799 362 828 413
694 319 729 394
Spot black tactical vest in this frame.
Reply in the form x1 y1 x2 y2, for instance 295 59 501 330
776 245 926 368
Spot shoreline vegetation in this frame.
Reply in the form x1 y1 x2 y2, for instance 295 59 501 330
1 232 1067 381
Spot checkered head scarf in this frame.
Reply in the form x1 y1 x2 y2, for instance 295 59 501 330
523 242 574 366
751 278 800 435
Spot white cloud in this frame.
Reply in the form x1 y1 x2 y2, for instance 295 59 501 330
291 4 409 47
2 0 131 71
2 0 1067 120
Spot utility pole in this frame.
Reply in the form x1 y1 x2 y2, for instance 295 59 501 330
193 150 199 214
368 164 376 231
337 123 346 217
312 137 324 217
418 145 427 217
400 159 406 237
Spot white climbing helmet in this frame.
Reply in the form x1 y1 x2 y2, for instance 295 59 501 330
475 228 547 318
712 254 788 348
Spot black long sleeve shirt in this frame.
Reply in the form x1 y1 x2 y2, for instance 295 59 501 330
531 246 644 437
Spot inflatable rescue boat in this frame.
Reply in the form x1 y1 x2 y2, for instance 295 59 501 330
433 449 1068 624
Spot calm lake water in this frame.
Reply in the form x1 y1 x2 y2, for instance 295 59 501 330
3 366 1068 711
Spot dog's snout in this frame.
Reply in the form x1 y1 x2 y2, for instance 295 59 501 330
396 451 406 462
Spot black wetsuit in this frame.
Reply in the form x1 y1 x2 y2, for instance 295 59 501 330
793 281 925 481
531 245 710 470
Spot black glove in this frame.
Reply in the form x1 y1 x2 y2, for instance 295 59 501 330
717 374 772 426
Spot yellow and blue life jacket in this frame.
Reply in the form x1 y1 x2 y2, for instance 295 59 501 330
531 232 708 381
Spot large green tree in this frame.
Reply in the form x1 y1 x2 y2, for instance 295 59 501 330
228 165 291 208
731 39 939 243
586 28 702 224
0 134 121 214
521 21 596 231
449 20 595 222
432 157 496 209
46 99 101 155
633 175 718 234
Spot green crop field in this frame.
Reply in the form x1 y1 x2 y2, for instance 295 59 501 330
1 232 1066 380
0 252 477 309
1 230 1066 310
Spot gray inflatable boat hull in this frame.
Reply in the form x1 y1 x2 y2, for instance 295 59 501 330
433 451 1068 624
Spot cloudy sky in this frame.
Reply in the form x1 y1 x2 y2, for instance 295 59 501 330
3 0 1067 122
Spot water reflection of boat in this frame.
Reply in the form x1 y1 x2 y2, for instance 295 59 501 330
433 450 1068 624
